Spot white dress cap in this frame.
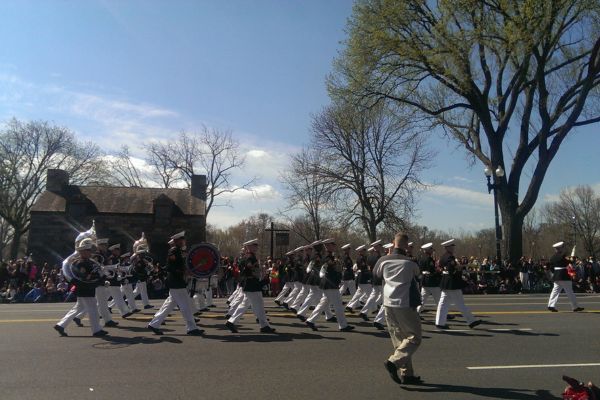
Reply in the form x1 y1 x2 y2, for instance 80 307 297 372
552 241 565 248
408 242 414 247
170 231 186 240
383 243 393 249
355 245 366 251
370 239 382 247
321 238 335 245
97 238 109 245
421 242 433 250
341 243 351 250
368 246 375 252
242 238 259 246
441 239 455 247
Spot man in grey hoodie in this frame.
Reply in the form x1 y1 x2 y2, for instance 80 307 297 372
373 232 423 385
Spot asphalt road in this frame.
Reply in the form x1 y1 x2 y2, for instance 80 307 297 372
1 293 599 400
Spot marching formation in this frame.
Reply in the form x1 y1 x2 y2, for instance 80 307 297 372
53 223 585 347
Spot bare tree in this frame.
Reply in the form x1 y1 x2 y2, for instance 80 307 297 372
309 101 429 241
544 185 600 257
108 145 147 187
280 147 333 242
144 142 181 188
0 118 105 257
0 217 13 260
144 127 255 217
333 0 600 262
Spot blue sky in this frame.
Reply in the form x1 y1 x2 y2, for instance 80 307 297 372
0 1 598 232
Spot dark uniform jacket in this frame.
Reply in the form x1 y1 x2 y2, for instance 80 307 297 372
549 253 570 281
293 259 305 283
133 256 149 282
107 254 122 287
166 246 187 289
319 252 342 290
369 253 383 286
73 258 100 297
342 254 355 281
439 253 465 290
419 254 441 287
306 253 322 286
239 252 262 292
356 254 371 284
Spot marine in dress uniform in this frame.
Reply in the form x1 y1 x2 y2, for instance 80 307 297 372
147 231 204 336
118 252 140 313
547 241 584 312
131 234 153 309
416 243 441 314
295 241 334 322
346 245 372 311
282 247 306 308
225 239 276 334
358 240 385 322
434 239 482 329
54 238 107 337
338 244 357 297
289 244 316 312
274 250 297 305
305 239 354 331
106 244 134 318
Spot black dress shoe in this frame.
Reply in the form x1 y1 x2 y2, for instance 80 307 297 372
340 325 355 332
306 321 318 331
225 321 238 333
108 307 113 314
283 303 289 309
345 307 354 313
132 309 141 313
260 326 276 333
194 318 200 323
148 325 163 335
54 325 68 337
326 316 338 323
187 329 205 336
194 311 202 316
359 312 369 321
435 324 450 330
468 320 483 329
226 300 230 305
93 330 108 337
447 314 455 320
374 322 385 330
104 320 119 327
402 375 424 385
122 312 133 318
73 317 83 327
224 314 231 319
297 315 307 322
384 361 402 384
290 308 297 314
548 307 558 312
144 305 154 309
208 305 216 308
573 307 584 312
274 300 281 306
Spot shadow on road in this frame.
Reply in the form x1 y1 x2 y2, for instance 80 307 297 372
201 332 345 343
402 383 561 399
92 335 183 348
481 329 559 337
427 330 493 337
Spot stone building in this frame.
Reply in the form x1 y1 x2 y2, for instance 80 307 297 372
27 169 206 265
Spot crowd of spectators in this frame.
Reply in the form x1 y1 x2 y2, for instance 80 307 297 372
2 253 599 303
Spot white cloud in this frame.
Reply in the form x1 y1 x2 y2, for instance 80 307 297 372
219 184 280 201
424 184 492 207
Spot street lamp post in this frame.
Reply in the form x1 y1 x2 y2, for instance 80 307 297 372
484 166 505 264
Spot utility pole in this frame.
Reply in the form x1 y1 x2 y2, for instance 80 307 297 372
265 222 289 260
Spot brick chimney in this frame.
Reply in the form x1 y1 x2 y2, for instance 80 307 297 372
191 174 207 201
46 169 69 192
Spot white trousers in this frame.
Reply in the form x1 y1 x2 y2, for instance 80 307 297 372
107 285 131 315
133 281 151 306
149 288 197 332
347 284 372 309
58 297 102 334
519 272 529 291
284 282 303 305
297 286 333 319
374 303 386 324
275 282 293 302
75 286 113 325
228 285 241 303
291 285 309 310
339 280 357 296
361 285 382 314
435 289 475 326
205 288 214 307
547 281 579 309
228 286 246 313
121 283 138 311
307 290 348 329
417 286 441 313
228 291 270 328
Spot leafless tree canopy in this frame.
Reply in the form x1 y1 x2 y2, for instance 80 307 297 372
143 127 255 217
0 118 106 257
107 145 147 188
308 101 430 241
544 185 600 257
333 0 600 261
280 148 333 242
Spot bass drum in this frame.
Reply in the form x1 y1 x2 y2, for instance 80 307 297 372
185 243 221 278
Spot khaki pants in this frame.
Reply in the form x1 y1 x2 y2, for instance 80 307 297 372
384 306 421 377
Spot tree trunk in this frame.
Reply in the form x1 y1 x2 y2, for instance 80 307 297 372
10 228 23 259
499 205 523 265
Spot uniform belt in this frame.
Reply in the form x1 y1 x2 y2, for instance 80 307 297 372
442 271 449 275
554 267 566 270
421 271 431 275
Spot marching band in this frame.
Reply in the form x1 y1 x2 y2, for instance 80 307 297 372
53 222 586 344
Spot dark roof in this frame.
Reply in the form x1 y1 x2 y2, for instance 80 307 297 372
31 185 205 216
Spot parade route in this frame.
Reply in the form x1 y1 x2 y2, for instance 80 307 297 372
1 293 599 400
